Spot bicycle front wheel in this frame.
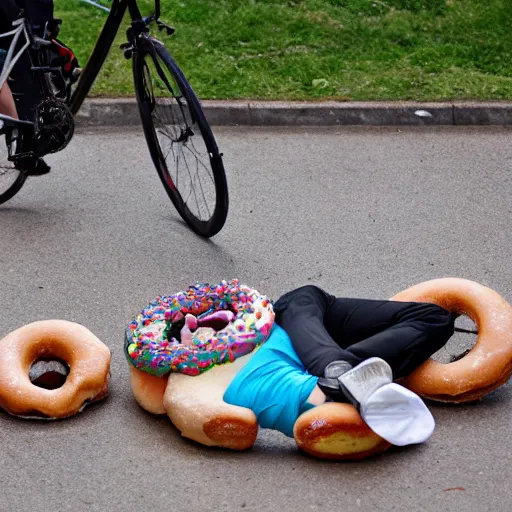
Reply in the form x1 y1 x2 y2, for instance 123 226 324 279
133 40 228 237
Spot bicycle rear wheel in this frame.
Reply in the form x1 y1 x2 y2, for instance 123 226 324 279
0 122 27 205
133 40 228 238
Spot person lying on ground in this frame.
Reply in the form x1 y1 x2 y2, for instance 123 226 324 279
222 285 454 446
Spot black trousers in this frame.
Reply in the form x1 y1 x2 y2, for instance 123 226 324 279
0 1 53 120
0 0 53 33
18 0 54 35
274 285 455 380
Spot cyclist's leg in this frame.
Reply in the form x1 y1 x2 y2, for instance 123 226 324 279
0 81 18 119
0 47 18 118
7 53 51 175
328 298 455 379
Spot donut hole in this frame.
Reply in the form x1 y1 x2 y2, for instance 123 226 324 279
431 315 477 364
195 313 232 332
29 358 70 390
168 309 235 341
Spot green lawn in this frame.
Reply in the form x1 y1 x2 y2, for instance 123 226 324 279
55 0 512 100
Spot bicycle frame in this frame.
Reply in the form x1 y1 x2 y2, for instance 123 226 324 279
0 0 161 116
69 0 161 115
0 20 30 90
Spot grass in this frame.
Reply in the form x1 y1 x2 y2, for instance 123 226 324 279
55 0 512 100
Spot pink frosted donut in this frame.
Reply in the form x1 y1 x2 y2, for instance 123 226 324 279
125 279 275 377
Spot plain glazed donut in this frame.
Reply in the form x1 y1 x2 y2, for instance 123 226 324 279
391 278 512 403
0 320 111 419
294 403 391 460
163 353 258 450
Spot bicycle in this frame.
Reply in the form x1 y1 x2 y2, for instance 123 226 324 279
0 0 229 237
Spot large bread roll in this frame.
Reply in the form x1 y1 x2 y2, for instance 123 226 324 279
294 402 390 460
163 354 258 450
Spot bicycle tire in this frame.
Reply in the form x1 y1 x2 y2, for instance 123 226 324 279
0 130 27 206
0 170 26 205
133 40 228 238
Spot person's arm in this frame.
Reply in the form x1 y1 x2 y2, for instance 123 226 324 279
274 285 361 376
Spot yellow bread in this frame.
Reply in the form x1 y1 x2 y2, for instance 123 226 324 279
294 402 390 460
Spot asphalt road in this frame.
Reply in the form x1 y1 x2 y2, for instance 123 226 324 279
0 126 511 512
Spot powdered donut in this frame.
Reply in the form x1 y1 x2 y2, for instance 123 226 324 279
391 278 512 402
125 279 274 377
0 320 111 419
293 402 391 460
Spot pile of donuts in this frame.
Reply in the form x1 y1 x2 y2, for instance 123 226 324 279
2 277 512 462
125 278 512 460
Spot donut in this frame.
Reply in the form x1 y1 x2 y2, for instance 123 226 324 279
0 320 111 419
128 365 168 415
391 278 512 402
125 280 274 416
163 353 258 450
125 279 274 377
293 402 391 460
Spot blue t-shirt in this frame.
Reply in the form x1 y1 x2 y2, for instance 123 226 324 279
223 324 319 438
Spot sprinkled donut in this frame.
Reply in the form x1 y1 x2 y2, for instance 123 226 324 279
125 279 275 377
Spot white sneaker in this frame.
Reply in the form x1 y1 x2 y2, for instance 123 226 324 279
360 383 435 446
338 357 393 405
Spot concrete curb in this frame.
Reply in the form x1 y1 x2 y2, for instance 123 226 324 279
76 98 512 127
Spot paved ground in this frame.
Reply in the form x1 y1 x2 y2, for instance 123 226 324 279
0 126 511 512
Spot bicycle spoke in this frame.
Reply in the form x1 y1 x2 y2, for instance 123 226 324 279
141 49 224 232
179 142 209 219
183 143 215 187
169 140 178 190
164 135 214 220
163 138 173 162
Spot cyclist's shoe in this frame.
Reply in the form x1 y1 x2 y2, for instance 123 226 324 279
28 158 51 176
317 360 353 402
318 358 393 407
338 357 393 406
16 158 51 176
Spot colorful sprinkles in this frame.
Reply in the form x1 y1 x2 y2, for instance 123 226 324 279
124 279 275 377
